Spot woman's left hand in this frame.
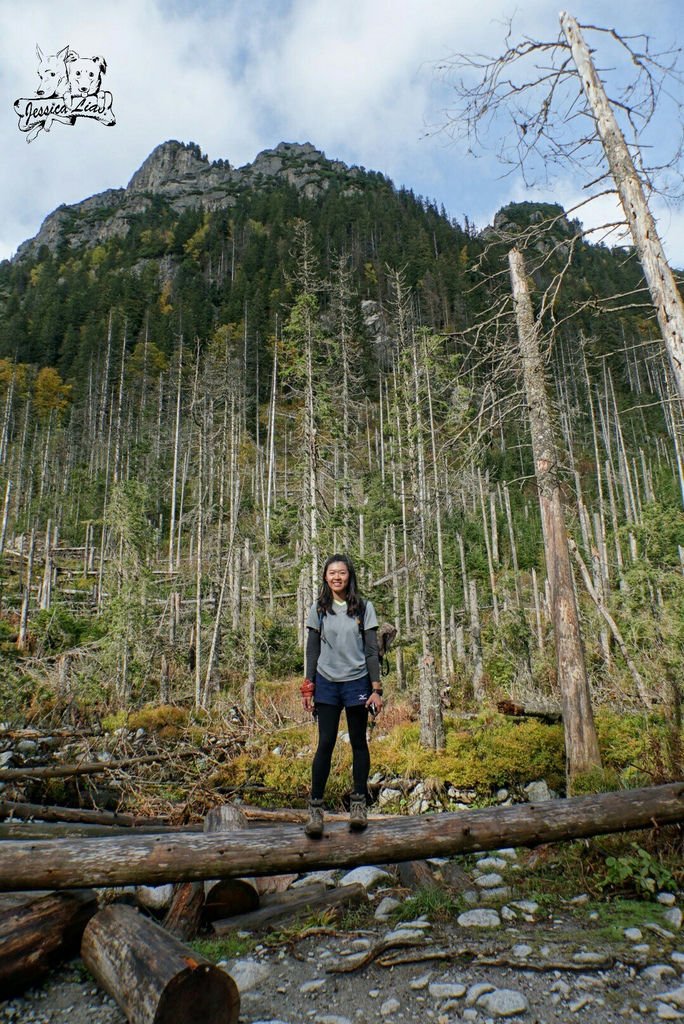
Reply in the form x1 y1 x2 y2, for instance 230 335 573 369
366 691 383 716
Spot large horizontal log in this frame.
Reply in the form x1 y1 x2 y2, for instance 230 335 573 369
0 888 98 996
0 783 681 892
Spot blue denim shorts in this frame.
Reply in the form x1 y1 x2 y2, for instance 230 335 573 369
314 671 371 708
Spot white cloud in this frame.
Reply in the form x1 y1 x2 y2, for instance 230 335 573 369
0 0 682 268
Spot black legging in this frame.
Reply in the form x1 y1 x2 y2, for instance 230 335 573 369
311 703 370 801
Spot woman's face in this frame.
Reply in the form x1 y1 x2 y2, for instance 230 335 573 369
325 561 350 599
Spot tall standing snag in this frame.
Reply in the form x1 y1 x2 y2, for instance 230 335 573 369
442 13 684 404
560 12 684 405
508 247 602 781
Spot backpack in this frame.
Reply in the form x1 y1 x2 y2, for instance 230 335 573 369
377 621 398 677
317 605 397 677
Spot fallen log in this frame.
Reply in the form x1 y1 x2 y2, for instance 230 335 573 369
0 782 681 892
0 749 198 781
212 881 367 934
0 822 188 840
81 904 239 1024
496 700 562 724
0 728 98 739
0 798 169 828
0 888 98 997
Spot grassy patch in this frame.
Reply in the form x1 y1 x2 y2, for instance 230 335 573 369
190 933 256 962
336 900 376 931
586 898 672 944
391 884 463 923
207 705 682 808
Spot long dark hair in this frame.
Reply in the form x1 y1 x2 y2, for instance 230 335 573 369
316 553 365 619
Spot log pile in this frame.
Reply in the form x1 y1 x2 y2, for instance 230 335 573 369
1 785 683 1015
0 801 369 1015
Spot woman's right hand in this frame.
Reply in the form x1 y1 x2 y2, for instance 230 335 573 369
300 678 315 713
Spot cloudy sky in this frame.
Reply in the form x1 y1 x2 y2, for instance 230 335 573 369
1 0 683 265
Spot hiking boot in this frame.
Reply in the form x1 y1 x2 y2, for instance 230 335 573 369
304 799 324 838
349 793 368 831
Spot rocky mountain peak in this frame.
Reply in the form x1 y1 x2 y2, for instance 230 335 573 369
11 139 362 261
127 140 212 193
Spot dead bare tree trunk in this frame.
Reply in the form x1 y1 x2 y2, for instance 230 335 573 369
244 553 258 722
168 337 183 573
509 247 602 782
468 579 485 703
0 478 11 555
17 529 35 651
560 11 684 404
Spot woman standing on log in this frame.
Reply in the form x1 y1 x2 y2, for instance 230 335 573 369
301 554 383 837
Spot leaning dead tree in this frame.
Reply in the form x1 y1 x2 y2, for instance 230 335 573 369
508 247 602 781
559 13 684 404
440 11 684 403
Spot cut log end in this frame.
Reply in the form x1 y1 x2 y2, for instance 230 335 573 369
155 965 239 1024
204 878 260 921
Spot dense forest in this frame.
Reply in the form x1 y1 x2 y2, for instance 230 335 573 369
0 140 681 783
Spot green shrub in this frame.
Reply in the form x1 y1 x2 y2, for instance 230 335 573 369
598 843 676 897
31 605 104 654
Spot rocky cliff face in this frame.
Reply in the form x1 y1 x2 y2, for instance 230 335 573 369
14 140 362 261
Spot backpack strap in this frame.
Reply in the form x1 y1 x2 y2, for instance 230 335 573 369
356 601 366 640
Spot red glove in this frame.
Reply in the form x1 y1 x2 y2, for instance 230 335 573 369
300 678 315 713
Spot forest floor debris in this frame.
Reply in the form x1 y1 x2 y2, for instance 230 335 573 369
2 843 682 1024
